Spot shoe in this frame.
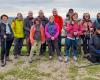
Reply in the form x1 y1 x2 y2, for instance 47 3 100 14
73 56 77 61
14 55 18 59
29 60 32 63
64 56 69 64
49 56 53 60
1 61 6 67
6 57 12 61
58 56 62 62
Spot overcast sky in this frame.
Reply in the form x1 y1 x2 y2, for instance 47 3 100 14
0 0 100 18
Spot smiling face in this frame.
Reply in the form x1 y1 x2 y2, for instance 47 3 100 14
52 9 58 16
28 11 33 18
72 13 78 21
2 16 8 23
83 13 90 21
49 16 54 23
17 13 23 20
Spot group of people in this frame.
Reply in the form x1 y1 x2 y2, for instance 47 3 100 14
0 8 100 67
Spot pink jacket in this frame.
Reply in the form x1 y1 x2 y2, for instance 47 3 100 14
66 22 83 39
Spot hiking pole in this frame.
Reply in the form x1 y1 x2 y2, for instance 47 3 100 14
4 37 7 65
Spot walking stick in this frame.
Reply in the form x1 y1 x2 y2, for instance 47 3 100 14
4 37 7 64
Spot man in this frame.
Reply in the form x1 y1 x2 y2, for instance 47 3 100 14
37 10 48 55
24 11 34 56
52 8 63 51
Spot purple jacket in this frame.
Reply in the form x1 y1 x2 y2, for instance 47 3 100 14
45 22 59 39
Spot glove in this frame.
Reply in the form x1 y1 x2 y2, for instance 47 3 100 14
96 50 100 54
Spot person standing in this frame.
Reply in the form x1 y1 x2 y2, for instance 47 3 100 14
24 11 34 56
29 18 45 63
81 13 94 57
52 8 63 51
37 10 48 55
65 13 83 64
0 14 14 67
12 13 24 58
45 16 62 61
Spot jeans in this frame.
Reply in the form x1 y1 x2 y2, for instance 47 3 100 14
65 38 78 57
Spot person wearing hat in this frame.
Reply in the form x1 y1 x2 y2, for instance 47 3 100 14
88 13 100 63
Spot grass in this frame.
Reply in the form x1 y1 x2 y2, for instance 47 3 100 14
0 46 100 80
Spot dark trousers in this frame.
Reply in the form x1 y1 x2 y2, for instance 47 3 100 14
47 39 61 56
58 35 62 51
51 35 62 52
13 38 24 56
81 35 90 54
40 42 46 55
26 36 32 54
1 39 13 62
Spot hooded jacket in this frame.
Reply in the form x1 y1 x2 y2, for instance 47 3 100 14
11 19 24 38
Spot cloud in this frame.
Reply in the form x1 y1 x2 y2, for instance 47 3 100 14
0 0 99 17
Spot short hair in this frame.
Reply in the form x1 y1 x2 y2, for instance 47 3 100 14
34 18 41 24
1 14 8 20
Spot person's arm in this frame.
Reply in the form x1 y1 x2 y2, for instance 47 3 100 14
45 24 52 38
40 26 45 43
30 26 35 45
11 20 16 35
54 23 59 39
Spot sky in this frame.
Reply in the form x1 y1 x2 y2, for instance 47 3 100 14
0 0 100 18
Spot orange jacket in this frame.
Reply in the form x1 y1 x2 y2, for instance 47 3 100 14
30 25 45 44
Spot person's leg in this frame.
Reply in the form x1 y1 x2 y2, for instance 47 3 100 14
36 41 41 60
53 39 62 61
29 40 36 63
1 39 6 66
65 38 71 57
18 38 24 55
6 39 13 60
47 39 53 59
13 38 20 58
58 35 62 51
26 37 31 56
40 42 46 56
72 39 78 61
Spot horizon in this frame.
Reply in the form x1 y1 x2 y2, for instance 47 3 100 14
0 0 100 18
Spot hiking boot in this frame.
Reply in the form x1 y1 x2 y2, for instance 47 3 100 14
14 55 18 59
6 57 12 61
64 56 70 64
1 61 6 67
58 56 62 62
49 56 53 60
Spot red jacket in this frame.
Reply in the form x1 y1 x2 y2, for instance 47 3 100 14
30 25 45 44
66 22 83 39
54 15 63 34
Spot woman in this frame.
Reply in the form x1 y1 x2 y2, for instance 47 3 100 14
65 13 83 64
81 13 94 56
12 13 24 59
45 16 62 61
29 18 45 63
0 14 14 67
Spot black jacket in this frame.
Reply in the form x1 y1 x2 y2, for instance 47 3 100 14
0 22 14 41
24 17 34 37
37 16 48 28
89 33 100 57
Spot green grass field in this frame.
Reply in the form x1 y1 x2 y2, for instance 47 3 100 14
0 46 100 80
